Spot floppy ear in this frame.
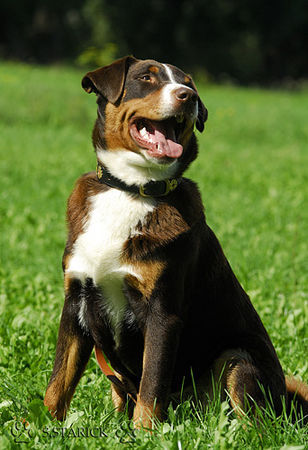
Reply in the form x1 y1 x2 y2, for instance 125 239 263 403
81 55 138 104
189 78 208 132
196 98 208 133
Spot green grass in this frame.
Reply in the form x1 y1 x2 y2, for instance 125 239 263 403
0 61 307 449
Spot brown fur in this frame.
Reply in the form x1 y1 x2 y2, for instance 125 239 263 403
149 65 159 74
285 376 308 422
133 395 162 430
62 172 108 266
103 91 193 152
44 337 84 420
286 376 308 401
110 368 137 414
124 260 165 300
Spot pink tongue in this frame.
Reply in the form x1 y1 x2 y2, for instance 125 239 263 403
152 129 183 158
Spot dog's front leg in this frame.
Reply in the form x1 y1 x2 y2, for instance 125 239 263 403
44 279 94 420
133 297 182 430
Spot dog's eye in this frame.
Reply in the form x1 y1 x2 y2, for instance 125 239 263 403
139 75 152 82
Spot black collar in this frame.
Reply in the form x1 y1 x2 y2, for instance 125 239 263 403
96 162 180 198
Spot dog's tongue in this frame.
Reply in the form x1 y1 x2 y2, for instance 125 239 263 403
151 125 183 158
131 118 184 159
133 119 183 159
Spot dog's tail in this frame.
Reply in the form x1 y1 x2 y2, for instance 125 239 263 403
285 376 308 425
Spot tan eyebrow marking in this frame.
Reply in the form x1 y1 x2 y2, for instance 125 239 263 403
184 75 191 83
149 66 159 74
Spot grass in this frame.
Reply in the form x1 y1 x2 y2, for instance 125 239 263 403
0 61 307 449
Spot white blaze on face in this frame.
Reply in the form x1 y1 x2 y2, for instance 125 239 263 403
160 64 198 120
163 64 177 83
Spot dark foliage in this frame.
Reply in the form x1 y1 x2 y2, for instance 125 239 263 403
1 0 307 83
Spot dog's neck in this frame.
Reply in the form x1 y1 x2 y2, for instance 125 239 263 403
96 148 179 186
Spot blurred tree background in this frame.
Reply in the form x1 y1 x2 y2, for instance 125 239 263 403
1 0 308 84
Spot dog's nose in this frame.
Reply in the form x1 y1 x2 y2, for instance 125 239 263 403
174 87 197 103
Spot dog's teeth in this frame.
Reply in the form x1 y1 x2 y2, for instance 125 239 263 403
156 143 163 153
140 127 147 137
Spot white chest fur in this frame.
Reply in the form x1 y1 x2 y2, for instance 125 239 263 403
66 189 156 338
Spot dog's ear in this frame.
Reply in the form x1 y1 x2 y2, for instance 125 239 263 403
196 98 208 133
189 78 208 132
82 55 138 104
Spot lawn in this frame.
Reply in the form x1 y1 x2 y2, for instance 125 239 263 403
0 62 307 449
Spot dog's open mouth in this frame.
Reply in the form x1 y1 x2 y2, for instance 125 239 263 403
130 116 187 159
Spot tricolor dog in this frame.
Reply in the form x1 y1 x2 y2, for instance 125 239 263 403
44 56 307 429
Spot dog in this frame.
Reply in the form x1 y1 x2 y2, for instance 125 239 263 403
44 56 308 429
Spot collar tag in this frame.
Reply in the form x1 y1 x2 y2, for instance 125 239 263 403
97 164 103 180
139 178 178 197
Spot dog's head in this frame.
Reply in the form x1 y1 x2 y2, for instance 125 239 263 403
82 56 207 180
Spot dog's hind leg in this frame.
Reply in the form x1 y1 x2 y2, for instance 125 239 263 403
213 349 286 419
44 278 94 420
225 359 267 416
